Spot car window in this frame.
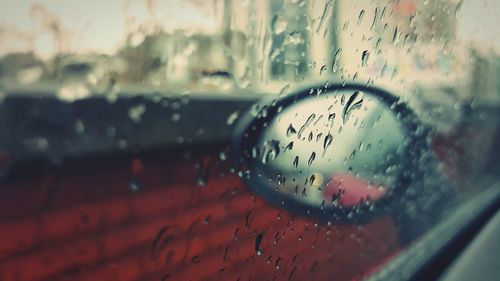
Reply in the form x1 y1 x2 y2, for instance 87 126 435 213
0 1 498 281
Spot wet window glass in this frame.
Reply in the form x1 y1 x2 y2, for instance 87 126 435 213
0 1 498 281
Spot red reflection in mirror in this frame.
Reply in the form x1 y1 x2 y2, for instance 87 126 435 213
324 174 386 207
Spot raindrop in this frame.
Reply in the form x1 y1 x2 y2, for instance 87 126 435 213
328 113 336 127
316 0 333 33
392 26 399 44
171 113 181 122
245 211 253 230
236 67 251 89
279 84 291 96
255 232 264 255
284 141 294 152
24 137 49 152
319 65 328 75
361 50 370 67
316 133 323 142
275 257 282 270
286 124 297 137
129 178 142 192
371 7 379 30
357 10 366 25
272 15 288 34
219 151 228 161
150 226 168 254
289 266 297 280
293 156 299 169
74 119 85 134
308 132 313 142
234 228 240 240
196 158 211 186
297 114 316 139
227 111 240 125
286 31 304 45
331 48 342 72
309 174 316 186
342 91 364 124
311 261 319 273
128 104 146 123
350 149 357 160
308 152 316 166
261 140 280 164
323 134 333 156
204 215 212 224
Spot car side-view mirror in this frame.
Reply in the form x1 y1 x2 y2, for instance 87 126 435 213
232 82 448 223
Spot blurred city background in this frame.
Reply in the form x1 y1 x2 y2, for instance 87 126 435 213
0 0 498 98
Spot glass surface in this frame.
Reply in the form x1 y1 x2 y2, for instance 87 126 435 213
0 1 498 281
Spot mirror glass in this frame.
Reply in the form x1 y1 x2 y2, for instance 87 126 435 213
249 88 412 213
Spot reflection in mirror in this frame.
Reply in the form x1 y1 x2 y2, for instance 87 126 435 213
236 84 433 222
256 89 405 208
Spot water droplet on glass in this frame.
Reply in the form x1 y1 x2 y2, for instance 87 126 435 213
316 0 334 33
57 83 91 102
316 133 323 142
278 84 291 96
350 149 357 160
286 124 297 137
298 114 316 139
204 215 212 224
171 113 181 122
286 31 304 45
219 151 228 162
129 178 142 192
74 120 85 134
328 113 336 128
293 156 299 169
272 15 288 34
323 134 333 156
234 228 240 241
261 140 280 164
319 65 328 75
255 232 264 255
196 158 211 186
289 266 298 280
236 67 251 89
276 257 282 270
284 141 294 152
331 48 342 72
361 50 370 67
128 104 146 123
308 152 316 166
245 211 253 230
309 174 316 186
227 111 240 125
342 91 364 124
358 10 366 25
